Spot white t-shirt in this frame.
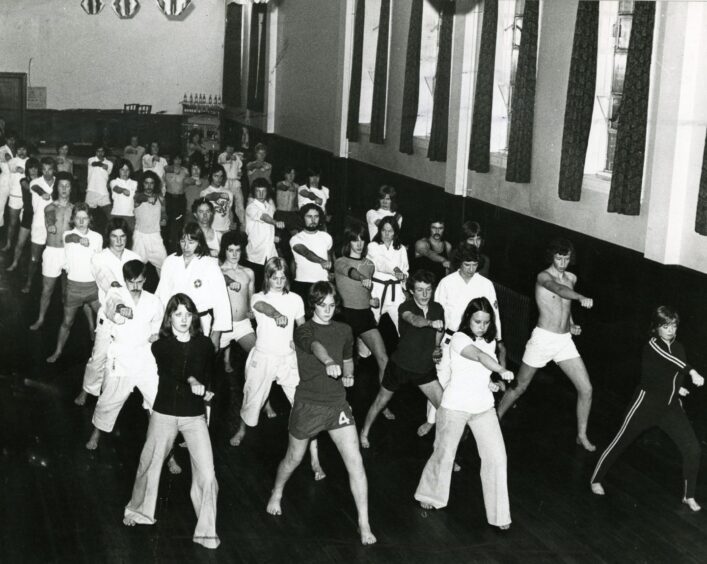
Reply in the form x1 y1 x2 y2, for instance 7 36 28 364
366 208 402 241
441 333 497 414
8 156 27 198
142 155 167 182
63 229 103 282
298 185 330 213
110 178 138 217
218 152 243 180
435 271 502 338
290 230 332 283
245 199 277 265
30 177 55 229
123 145 145 172
200 186 233 232
87 157 113 197
251 291 305 355
0 145 14 189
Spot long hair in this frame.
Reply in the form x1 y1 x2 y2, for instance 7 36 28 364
70 202 93 230
306 281 341 318
262 257 290 294
299 202 324 230
250 177 273 199
104 216 133 249
219 230 248 263
457 297 497 343
159 293 202 338
23 157 41 181
341 220 369 258
138 170 162 195
176 222 210 258
372 215 402 249
649 306 680 337
111 158 134 181
374 184 398 212
209 164 227 186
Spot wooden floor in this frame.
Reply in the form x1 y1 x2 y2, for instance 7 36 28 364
2 252 707 563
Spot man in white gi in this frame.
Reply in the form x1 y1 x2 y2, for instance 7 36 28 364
86 260 163 449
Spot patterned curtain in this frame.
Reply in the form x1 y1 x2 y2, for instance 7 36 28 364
223 3 244 108
468 0 498 173
694 130 707 235
427 2 455 162
369 0 391 144
399 0 424 155
347 0 366 142
506 0 539 183
607 1 655 215
246 4 268 112
558 1 599 201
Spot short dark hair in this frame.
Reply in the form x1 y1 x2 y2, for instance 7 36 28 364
372 215 402 249
306 281 340 318
122 259 147 281
160 293 203 338
341 220 369 258
407 269 436 292
15 138 28 150
461 220 483 240
545 237 576 265
299 202 322 224
40 156 57 170
219 230 248 263
191 197 214 216
209 164 227 185
250 177 272 198
23 157 40 180
104 217 133 249
454 242 480 265
649 305 680 337
52 171 74 201
177 222 210 258
457 297 497 343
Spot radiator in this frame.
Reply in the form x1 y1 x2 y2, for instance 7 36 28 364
494 282 533 366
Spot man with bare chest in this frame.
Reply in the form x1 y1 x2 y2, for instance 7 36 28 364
497 238 596 451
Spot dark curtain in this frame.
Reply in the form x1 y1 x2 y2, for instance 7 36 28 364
369 0 391 144
427 2 455 162
506 0 539 183
468 0 498 172
694 130 707 235
558 1 599 201
607 1 655 215
246 4 268 112
399 0 424 155
223 3 243 108
347 0 366 142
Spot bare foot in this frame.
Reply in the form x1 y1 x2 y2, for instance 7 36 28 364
85 429 100 450
29 320 43 331
419 502 434 510
229 428 246 446
683 498 701 512
360 433 370 449
576 435 596 452
266 491 283 516
74 391 88 406
590 482 605 496
167 456 182 475
359 524 377 546
453 462 461 472
6 263 17 272
123 516 137 526
21 285 31 294
498 524 511 530
417 422 434 437
46 352 60 363
311 461 326 481
264 403 277 419
382 408 395 421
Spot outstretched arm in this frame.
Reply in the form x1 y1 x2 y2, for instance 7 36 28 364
460 343 514 381
253 301 288 327
292 244 331 270
537 271 593 308
415 239 450 268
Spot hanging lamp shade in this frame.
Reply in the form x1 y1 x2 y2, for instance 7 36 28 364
81 0 106 14
112 0 140 18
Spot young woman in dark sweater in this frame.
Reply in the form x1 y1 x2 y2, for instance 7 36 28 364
123 293 220 549
590 306 704 511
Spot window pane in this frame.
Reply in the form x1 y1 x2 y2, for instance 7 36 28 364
605 128 617 171
510 47 519 85
609 93 622 125
515 0 525 17
513 16 523 48
359 0 382 124
616 16 632 50
414 0 441 138
611 51 627 92
618 1 634 15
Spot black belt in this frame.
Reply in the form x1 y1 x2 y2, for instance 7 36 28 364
198 308 214 318
371 277 402 311
444 329 454 336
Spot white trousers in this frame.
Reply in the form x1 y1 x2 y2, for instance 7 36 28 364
82 316 112 396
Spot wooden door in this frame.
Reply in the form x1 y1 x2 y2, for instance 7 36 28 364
0 73 27 138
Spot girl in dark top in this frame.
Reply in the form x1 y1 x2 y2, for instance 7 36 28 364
123 293 220 549
266 282 377 546
6 157 39 272
590 306 704 511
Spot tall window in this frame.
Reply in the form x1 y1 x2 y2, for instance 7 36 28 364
359 0 382 124
490 0 525 153
585 1 635 177
413 0 441 138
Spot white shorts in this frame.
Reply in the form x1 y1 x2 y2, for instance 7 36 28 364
86 191 111 208
42 246 66 278
31 221 47 246
522 327 580 368
8 194 23 210
219 318 255 349
132 231 167 270
240 348 299 427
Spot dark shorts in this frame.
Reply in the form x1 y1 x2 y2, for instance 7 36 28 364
341 307 377 339
381 360 437 392
288 399 355 440
64 280 99 308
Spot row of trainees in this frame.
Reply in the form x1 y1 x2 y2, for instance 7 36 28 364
51 205 706 549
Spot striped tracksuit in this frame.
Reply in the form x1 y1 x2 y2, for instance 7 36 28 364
591 338 701 498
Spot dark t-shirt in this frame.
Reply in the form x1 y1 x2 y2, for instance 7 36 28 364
392 299 445 374
294 320 354 407
151 334 214 417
